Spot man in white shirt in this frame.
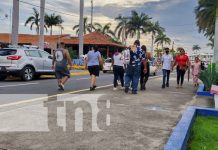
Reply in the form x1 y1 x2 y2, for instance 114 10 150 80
161 47 173 88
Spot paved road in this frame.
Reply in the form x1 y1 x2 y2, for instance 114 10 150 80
0 70 162 105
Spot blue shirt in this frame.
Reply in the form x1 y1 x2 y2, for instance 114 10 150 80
87 50 101 66
129 47 145 66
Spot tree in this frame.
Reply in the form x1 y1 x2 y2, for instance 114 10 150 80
195 0 217 38
154 33 171 50
207 37 214 49
114 15 129 45
45 13 63 35
93 22 115 37
25 8 41 34
72 17 92 35
145 21 165 55
192 45 201 53
195 0 218 70
126 10 152 40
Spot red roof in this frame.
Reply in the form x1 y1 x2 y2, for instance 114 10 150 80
0 32 124 47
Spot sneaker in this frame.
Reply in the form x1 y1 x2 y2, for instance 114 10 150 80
125 87 129 93
93 85 97 89
120 86 125 90
166 83 169 87
90 87 95 91
58 83 64 91
113 87 117 91
162 85 165 89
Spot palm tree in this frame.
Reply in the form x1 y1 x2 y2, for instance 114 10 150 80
146 21 165 56
192 45 201 54
114 15 129 45
207 38 214 49
195 0 217 38
72 17 92 35
195 0 218 70
45 13 63 35
126 10 152 40
93 22 115 37
154 33 171 50
25 8 40 34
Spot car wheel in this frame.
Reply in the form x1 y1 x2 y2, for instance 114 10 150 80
103 70 107 73
21 66 35 81
0 75 7 81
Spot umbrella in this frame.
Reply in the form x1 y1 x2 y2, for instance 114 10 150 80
188 66 190 82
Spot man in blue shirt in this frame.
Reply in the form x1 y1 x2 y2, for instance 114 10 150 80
125 40 147 94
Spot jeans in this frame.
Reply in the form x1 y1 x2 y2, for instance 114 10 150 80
113 65 124 87
162 69 170 86
125 65 141 92
176 66 186 85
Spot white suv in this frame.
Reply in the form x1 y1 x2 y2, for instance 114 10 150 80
0 47 54 81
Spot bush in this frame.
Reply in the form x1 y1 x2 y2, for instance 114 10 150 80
199 64 218 91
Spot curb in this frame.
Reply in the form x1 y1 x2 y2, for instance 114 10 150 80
41 71 89 78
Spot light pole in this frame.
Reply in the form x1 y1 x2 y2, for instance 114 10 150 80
39 0 45 50
11 0 19 46
91 0 93 32
214 5 218 70
79 0 84 56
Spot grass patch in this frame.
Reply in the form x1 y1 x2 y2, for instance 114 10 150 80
187 116 218 150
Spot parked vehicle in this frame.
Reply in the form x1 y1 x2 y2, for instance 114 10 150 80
0 47 55 81
102 58 113 73
102 58 157 76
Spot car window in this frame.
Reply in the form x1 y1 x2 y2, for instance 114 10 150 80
25 50 41 58
0 49 17 56
39 51 50 58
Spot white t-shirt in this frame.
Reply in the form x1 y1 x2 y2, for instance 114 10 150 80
162 54 173 70
113 53 124 67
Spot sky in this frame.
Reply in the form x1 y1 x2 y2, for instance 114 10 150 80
0 0 213 55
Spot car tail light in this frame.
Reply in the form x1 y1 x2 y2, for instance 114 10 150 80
7 55 22 60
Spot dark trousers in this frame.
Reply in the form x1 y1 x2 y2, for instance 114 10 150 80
113 65 124 87
176 66 186 85
125 65 140 92
140 62 150 89
162 69 170 86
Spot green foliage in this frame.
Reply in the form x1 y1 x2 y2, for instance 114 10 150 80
187 116 218 150
67 47 78 59
195 0 217 38
199 64 218 91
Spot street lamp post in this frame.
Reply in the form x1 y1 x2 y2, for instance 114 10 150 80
39 0 45 50
79 0 84 56
91 0 93 32
11 0 19 46
214 5 218 71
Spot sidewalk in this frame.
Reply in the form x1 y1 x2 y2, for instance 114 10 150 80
0 75 213 150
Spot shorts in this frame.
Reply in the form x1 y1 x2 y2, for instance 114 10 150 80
55 67 70 79
88 65 100 76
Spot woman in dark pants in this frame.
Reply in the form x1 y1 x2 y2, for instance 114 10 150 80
172 48 190 88
112 49 124 90
140 45 150 90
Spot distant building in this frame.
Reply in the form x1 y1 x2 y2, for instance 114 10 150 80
0 32 125 58
189 53 213 63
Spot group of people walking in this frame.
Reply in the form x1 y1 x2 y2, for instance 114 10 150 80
52 41 202 93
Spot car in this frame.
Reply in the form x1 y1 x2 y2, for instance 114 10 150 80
102 58 157 76
102 58 113 73
149 61 157 76
0 47 55 81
